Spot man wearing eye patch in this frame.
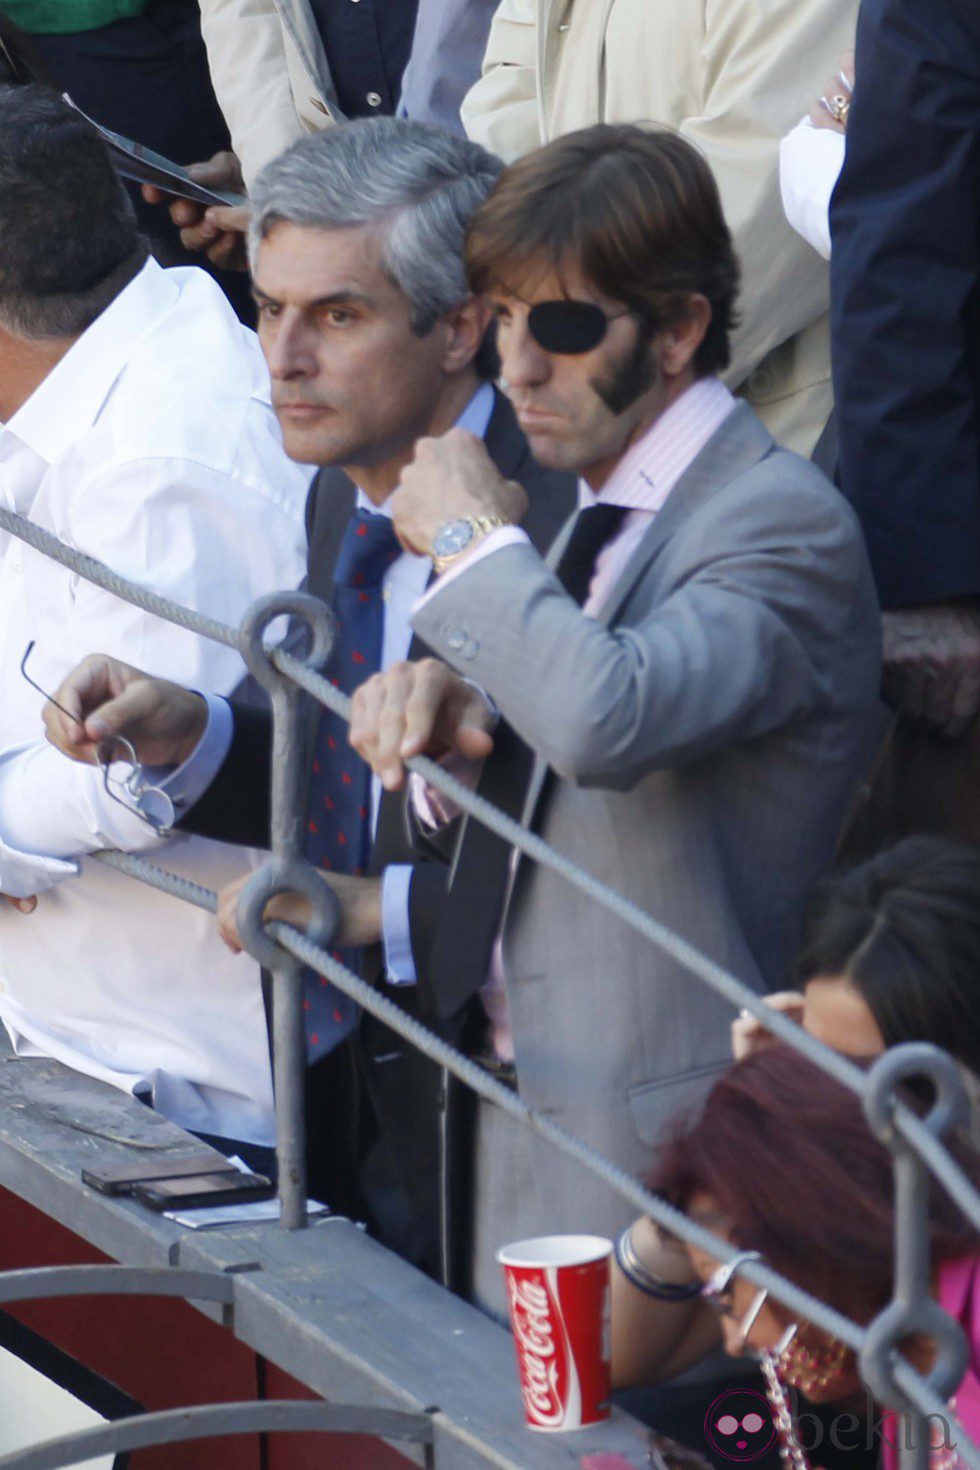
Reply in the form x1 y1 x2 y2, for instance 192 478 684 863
347 123 885 1312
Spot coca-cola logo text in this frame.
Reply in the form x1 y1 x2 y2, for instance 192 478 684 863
508 1274 566 1427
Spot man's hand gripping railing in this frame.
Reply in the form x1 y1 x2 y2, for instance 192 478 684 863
1 510 978 1461
279 646 980 1218
0 499 976 1228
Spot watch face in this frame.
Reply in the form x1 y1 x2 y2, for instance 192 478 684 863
432 518 475 559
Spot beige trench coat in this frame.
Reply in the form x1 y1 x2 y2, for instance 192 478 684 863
198 0 337 189
462 0 858 455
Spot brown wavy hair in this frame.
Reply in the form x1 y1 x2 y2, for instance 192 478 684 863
465 123 740 376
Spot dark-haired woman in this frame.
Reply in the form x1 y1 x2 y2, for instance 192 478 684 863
732 836 980 1139
612 1048 980 1468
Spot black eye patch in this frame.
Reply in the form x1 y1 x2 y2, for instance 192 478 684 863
526 299 611 354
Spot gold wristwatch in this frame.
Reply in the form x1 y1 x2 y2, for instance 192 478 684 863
430 515 510 574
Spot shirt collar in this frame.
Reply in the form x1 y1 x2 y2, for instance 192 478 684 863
1 257 177 468
355 381 497 517
579 377 736 512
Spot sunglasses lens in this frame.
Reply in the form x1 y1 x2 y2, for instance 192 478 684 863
527 300 609 354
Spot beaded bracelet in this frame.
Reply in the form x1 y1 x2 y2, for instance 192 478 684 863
615 1225 703 1301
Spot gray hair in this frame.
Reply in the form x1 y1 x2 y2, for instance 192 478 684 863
248 117 503 334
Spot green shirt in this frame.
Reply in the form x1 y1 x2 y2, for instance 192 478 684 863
2 0 149 33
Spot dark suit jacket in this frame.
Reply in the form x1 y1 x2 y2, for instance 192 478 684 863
830 0 980 609
179 385 575 1270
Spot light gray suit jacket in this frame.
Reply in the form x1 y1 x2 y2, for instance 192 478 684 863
413 403 884 1251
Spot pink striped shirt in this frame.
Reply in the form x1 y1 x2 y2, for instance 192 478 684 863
418 375 735 614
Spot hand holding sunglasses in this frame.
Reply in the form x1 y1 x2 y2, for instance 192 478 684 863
23 643 177 834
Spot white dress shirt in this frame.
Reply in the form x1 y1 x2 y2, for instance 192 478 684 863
157 381 498 987
779 116 846 260
0 257 310 1144
414 377 737 1058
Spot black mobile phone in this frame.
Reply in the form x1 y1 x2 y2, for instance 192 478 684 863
133 1170 275 1212
81 1150 239 1197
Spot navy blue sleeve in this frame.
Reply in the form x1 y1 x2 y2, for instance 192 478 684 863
175 701 271 850
830 0 980 608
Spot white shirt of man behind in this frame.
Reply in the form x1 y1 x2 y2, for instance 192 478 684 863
0 258 310 1146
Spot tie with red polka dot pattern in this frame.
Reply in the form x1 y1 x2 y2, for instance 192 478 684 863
302 507 402 1062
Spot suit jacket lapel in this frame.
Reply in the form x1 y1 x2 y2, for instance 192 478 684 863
307 466 356 603
484 384 533 479
299 467 357 804
594 403 774 630
399 386 522 661
520 405 775 821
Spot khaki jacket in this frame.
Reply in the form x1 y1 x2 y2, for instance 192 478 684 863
198 0 337 189
461 0 858 455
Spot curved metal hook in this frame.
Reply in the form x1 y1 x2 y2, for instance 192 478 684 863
863 1043 970 1145
236 857 341 972
860 1298 969 1409
238 591 336 696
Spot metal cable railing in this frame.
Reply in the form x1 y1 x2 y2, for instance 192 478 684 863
1 503 978 1470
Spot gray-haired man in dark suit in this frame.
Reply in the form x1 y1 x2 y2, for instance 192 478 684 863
42 117 575 1277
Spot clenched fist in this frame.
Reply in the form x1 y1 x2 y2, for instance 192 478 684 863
389 428 528 557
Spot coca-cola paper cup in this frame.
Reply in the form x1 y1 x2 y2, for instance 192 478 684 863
498 1234 612 1432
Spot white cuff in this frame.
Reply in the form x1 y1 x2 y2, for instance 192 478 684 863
408 735 488 831
779 116 844 261
0 841 79 899
414 526 530 614
381 863 417 986
145 694 235 816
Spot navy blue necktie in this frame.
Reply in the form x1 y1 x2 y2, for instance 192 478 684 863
302 508 402 1061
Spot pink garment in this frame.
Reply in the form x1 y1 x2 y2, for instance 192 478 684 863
881 1257 979 1470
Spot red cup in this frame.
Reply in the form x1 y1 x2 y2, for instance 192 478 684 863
497 1234 612 1432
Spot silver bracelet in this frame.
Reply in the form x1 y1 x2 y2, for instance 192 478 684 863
615 1225 702 1301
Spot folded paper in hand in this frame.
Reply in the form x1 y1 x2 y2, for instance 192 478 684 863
63 95 246 209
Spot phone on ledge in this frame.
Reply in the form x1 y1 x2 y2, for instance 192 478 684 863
82 1150 238 1197
133 1170 275 1211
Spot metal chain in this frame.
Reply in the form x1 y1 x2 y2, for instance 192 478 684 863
759 1352 810 1470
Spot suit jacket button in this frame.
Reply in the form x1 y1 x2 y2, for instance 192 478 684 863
446 630 466 651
